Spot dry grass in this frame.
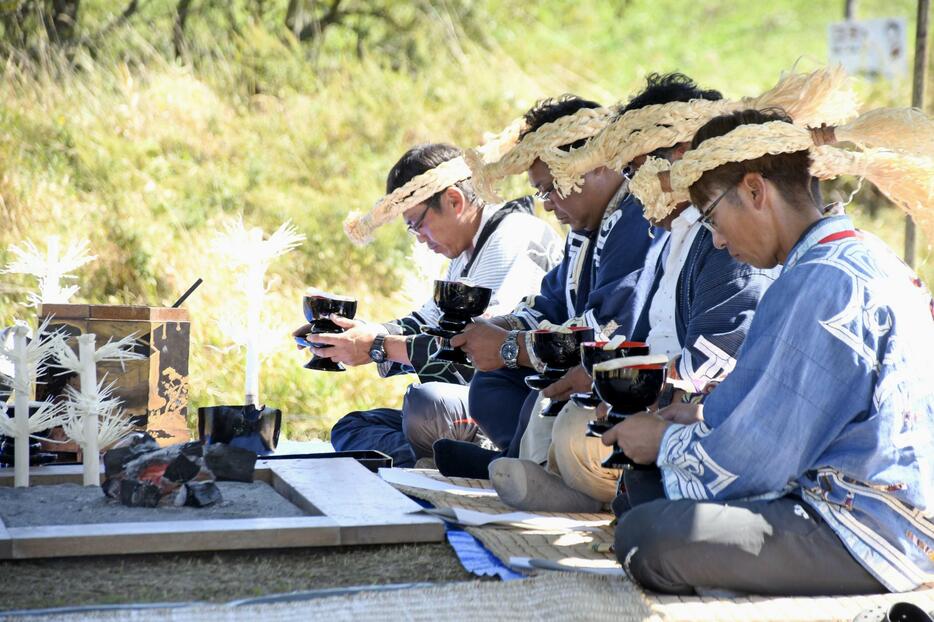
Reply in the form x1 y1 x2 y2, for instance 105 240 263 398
0 543 478 611
0 0 930 442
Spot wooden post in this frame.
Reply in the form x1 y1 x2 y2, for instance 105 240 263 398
78 334 99 486
844 0 857 20
907 0 930 266
12 326 30 488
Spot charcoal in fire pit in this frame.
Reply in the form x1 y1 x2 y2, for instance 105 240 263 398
101 477 122 499
120 479 162 508
104 432 161 477
163 453 201 483
175 481 222 508
203 443 257 483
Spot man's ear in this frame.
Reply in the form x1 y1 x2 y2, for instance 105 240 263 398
741 172 768 210
445 186 466 214
671 142 690 161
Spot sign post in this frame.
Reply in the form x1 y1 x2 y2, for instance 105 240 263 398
906 0 929 267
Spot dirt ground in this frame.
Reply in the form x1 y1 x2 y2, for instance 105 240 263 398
0 542 478 611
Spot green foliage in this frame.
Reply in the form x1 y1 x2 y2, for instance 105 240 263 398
0 0 931 439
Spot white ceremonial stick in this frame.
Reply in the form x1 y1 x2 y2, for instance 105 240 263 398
12 325 30 487
77 334 99 486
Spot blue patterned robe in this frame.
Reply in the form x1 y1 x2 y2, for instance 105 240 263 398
657 216 934 591
510 185 667 337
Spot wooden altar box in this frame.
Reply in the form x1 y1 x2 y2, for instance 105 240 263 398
38 304 191 447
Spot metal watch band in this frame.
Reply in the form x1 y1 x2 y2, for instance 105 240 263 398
501 330 520 369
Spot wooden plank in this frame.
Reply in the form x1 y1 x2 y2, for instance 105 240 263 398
270 458 444 546
88 305 189 322
5 517 340 559
0 460 442 557
0 463 276 487
39 304 89 319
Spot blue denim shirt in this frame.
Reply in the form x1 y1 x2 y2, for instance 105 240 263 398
657 216 934 591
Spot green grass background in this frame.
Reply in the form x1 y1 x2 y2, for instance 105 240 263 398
1 0 931 439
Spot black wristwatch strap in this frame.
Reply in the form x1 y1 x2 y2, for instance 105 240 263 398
369 334 387 363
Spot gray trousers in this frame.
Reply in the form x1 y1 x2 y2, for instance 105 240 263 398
616 473 884 596
402 382 481 459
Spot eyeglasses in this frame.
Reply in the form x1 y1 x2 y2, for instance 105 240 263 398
533 183 556 202
405 204 432 236
699 185 733 233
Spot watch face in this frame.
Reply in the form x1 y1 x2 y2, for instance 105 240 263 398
501 342 519 360
369 347 386 363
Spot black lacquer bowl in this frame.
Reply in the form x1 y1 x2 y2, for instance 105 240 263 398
524 326 595 416
301 292 358 372
590 354 668 469
572 340 650 408
420 280 493 364
433 280 493 321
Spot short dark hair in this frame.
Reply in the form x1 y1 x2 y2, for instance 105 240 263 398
688 108 816 210
385 143 478 208
519 95 602 151
621 73 723 114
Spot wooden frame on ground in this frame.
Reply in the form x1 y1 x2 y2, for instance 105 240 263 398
0 457 443 559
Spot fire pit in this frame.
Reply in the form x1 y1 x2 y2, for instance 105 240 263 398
100 432 258 508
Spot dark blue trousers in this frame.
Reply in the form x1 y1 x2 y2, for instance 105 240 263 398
330 407 415 467
467 367 536 452
330 382 473 468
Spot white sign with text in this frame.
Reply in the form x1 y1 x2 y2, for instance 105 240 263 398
829 17 909 80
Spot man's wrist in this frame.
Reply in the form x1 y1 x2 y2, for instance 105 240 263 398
500 330 520 369
368 333 387 363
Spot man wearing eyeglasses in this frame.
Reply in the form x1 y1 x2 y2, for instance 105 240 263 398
488 74 780 513
433 96 667 479
297 143 562 468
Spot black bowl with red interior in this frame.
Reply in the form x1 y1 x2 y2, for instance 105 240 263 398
572 340 649 408
590 354 668 469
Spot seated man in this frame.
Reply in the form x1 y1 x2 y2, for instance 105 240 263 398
489 73 779 512
437 96 667 478
605 108 934 595
300 143 562 467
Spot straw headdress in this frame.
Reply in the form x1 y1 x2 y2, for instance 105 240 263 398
342 156 473 245
632 108 934 243
343 124 529 246
465 105 618 203
549 66 859 200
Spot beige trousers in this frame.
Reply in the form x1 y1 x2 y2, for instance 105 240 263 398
548 402 620 503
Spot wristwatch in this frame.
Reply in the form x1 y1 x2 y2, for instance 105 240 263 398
369 334 387 363
500 330 520 369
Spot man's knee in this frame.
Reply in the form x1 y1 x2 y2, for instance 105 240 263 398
330 411 366 449
615 500 695 595
403 383 468 456
551 406 601 470
552 406 591 449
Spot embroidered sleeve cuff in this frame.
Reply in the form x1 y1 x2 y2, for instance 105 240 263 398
500 314 526 331
656 423 688 470
657 422 691 501
382 321 405 336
